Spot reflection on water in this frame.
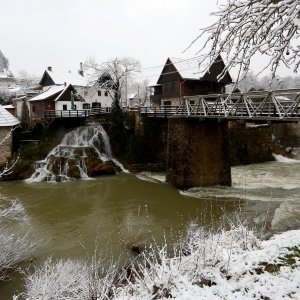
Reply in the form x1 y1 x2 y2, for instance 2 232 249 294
0 149 299 297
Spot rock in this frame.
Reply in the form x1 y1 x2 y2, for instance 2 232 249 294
272 145 294 159
88 161 117 177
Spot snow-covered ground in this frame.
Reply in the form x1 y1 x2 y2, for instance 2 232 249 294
19 225 300 300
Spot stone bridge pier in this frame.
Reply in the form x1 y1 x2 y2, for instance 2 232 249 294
166 118 231 189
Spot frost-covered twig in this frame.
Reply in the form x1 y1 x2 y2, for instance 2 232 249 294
0 228 37 280
187 0 300 83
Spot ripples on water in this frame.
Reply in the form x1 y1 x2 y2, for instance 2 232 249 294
181 148 300 232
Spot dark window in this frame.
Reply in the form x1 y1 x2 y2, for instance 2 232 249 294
82 103 90 109
63 105 67 110
32 106 36 112
104 91 108 97
98 91 101 96
172 82 176 92
92 102 101 108
190 100 195 105
164 101 171 106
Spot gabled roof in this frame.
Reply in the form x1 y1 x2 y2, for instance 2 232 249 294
168 57 202 80
0 106 20 127
39 70 89 87
158 55 233 84
28 85 65 102
54 84 85 102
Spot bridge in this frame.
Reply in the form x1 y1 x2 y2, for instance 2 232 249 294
43 89 299 189
141 89 300 121
139 89 300 189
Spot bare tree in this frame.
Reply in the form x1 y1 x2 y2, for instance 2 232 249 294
0 50 9 71
84 57 141 107
188 0 300 83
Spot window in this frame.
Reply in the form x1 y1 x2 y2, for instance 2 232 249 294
63 105 67 110
164 100 172 106
190 100 195 105
104 91 108 97
98 91 101 96
82 103 90 109
92 102 101 108
172 82 176 92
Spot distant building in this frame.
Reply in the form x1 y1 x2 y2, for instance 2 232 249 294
149 55 233 106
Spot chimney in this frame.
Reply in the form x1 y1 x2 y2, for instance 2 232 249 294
78 62 83 76
47 66 52 72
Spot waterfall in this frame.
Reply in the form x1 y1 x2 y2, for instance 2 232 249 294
26 125 127 183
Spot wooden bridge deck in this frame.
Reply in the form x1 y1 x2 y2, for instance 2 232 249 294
141 89 300 121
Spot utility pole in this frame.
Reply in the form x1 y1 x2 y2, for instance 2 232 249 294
125 66 128 108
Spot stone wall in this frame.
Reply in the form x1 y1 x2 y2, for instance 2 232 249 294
166 119 231 189
272 122 300 147
123 112 168 170
0 127 12 165
229 123 273 166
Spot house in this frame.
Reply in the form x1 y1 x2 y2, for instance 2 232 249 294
0 106 20 165
26 65 113 120
149 55 233 106
40 66 113 107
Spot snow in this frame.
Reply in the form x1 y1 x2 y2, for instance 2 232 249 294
45 70 89 87
28 85 64 102
293 18 300 27
272 153 300 163
169 57 204 80
20 225 300 300
0 105 20 127
114 226 300 300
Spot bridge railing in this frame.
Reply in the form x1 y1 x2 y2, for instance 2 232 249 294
140 106 179 118
44 107 112 119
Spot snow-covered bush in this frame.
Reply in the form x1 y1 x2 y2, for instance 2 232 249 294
0 195 37 280
21 254 122 300
0 195 28 222
19 222 300 299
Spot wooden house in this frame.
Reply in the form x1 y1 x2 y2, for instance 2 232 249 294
149 55 233 106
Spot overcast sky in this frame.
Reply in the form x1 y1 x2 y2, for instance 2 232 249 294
1 0 297 84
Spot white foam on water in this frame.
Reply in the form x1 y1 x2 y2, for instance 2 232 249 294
271 201 300 230
272 153 300 163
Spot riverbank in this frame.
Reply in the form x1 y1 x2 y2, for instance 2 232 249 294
16 225 300 299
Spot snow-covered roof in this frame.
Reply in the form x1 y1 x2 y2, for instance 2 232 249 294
169 57 203 80
43 70 89 86
28 85 64 102
2 105 14 109
0 106 20 127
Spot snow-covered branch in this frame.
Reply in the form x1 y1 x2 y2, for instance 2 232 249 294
188 0 300 82
84 57 141 105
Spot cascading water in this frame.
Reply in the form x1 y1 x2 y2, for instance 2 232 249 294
26 125 127 183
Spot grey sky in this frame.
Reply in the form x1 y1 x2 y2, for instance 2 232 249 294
1 0 297 83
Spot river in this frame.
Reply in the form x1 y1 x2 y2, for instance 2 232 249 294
0 148 299 298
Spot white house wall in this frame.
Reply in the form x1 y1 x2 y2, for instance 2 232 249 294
55 101 85 111
75 86 113 107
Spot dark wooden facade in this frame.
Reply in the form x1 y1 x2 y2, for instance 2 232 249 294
150 55 233 106
30 96 56 120
39 71 55 87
